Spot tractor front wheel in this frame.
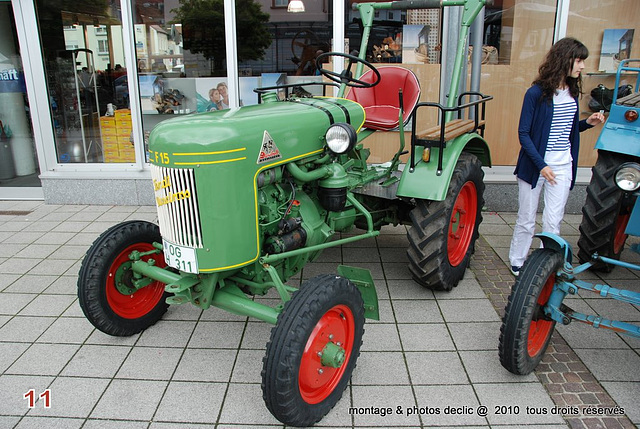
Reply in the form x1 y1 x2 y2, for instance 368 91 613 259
262 274 365 427
407 152 484 291
578 150 638 271
78 221 169 336
499 248 562 375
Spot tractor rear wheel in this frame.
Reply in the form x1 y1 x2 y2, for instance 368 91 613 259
407 152 484 291
262 274 364 427
499 248 562 375
578 150 638 271
78 221 169 336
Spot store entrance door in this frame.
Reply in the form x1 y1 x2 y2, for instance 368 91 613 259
0 1 41 198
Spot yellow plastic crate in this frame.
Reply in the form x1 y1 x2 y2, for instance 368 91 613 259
116 129 133 139
102 135 119 144
100 124 118 136
114 109 131 118
119 152 135 162
116 118 132 128
100 116 116 126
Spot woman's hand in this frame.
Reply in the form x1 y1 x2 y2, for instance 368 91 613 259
586 111 606 126
541 166 557 185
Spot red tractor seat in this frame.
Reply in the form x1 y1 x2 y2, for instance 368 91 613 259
346 66 420 131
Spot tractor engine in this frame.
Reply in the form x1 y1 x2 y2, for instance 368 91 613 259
255 163 358 273
148 95 364 277
257 167 310 255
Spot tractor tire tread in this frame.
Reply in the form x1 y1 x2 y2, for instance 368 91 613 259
499 249 562 375
406 152 484 291
78 220 168 337
262 274 364 427
577 151 638 271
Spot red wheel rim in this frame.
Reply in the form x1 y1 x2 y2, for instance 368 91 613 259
106 243 166 319
298 304 355 404
613 212 630 254
527 273 555 357
447 181 478 266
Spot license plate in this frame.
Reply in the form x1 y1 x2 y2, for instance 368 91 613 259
162 239 199 274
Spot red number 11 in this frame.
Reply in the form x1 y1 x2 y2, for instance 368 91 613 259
24 389 51 408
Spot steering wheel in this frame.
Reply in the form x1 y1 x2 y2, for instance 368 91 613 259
315 52 381 88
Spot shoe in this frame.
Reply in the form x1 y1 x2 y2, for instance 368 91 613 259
510 266 521 277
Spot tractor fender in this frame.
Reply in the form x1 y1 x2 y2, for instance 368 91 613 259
594 124 640 158
397 133 491 201
535 232 573 264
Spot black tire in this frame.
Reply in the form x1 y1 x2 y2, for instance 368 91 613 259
78 220 169 336
262 274 365 427
407 152 484 291
578 150 638 271
499 249 562 375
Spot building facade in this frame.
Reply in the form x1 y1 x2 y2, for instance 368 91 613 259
0 0 638 204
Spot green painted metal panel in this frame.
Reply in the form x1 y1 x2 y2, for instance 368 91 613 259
148 98 365 273
337 265 379 320
396 134 490 201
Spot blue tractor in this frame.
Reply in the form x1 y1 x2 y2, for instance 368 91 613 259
577 60 640 270
499 59 640 374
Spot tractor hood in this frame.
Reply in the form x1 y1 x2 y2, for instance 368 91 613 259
148 97 365 274
148 98 365 167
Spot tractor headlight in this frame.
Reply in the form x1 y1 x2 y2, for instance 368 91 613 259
615 162 640 192
325 123 357 154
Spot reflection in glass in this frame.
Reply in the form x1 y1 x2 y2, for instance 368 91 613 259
36 1 132 164
134 0 232 152
0 2 40 187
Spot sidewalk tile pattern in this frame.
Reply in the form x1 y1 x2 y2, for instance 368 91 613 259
0 202 638 429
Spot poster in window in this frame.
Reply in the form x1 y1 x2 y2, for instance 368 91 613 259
260 73 287 100
402 25 430 64
240 77 261 106
599 29 634 73
195 78 230 112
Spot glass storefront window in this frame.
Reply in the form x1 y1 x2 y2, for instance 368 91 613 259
35 0 132 164
566 0 640 168
345 0 508 67
0 1 40 187
133 0 229 152
234 0 330 101
239 1 329 75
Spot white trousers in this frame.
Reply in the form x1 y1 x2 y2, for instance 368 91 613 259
509 163 572 268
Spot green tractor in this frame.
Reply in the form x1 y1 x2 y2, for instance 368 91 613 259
78 0 491 426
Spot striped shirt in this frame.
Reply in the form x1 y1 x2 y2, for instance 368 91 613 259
544 88 576 166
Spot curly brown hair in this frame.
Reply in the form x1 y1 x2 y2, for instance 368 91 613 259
533 37 589 101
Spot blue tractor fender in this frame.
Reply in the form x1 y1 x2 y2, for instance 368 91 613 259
535 232 573 264
594 123 640 158
396 133 491 201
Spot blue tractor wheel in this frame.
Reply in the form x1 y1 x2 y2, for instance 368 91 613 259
499 248 562 375
578 150 639 271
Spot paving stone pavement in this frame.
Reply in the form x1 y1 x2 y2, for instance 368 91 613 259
0 201 638 429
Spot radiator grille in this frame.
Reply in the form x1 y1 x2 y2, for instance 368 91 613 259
151 165 203 248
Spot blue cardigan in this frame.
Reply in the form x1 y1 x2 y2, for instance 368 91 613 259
514 84 592 189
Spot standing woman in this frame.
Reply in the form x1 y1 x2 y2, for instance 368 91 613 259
509 37 605 276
